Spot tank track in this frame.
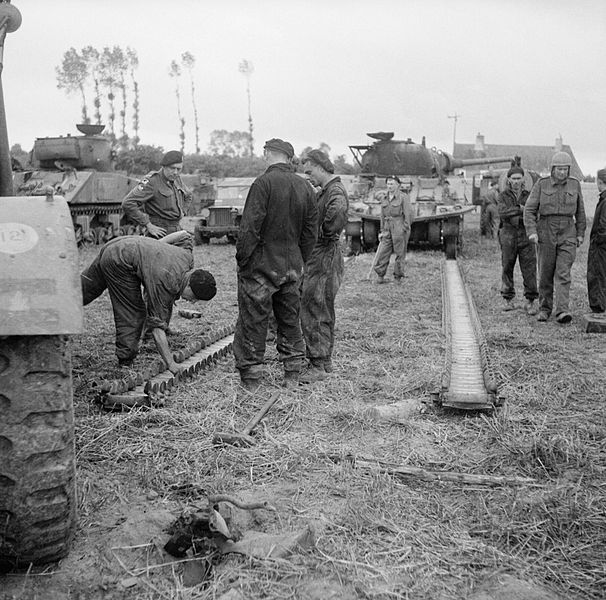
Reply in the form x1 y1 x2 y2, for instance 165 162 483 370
92 325 235 410
435 259 501 410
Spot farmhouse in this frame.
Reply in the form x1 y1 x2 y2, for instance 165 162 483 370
454 133 584 179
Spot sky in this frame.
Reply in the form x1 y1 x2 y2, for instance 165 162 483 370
3 0 605 175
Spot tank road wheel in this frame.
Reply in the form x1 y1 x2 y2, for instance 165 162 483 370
444 235 457 260
0 335 77 570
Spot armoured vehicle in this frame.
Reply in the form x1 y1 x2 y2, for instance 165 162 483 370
12 123 137 246
194 176 253 244
0 2 82 570
346 132 511 258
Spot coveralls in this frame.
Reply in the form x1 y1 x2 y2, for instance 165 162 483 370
81 235 193 362
482 187 499 238
301 176 349 370
374 190 413 280
497 187 537 302
122 170 191 235
524 175 586 318
233 163 318 381
587 189 606 313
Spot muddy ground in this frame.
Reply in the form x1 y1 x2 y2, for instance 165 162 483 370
1 212 605 600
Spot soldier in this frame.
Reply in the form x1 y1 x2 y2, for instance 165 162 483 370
587 167 606 314
300 149 349 383
233 138 318 391
81 232 216 372
497 166 538 314
441 179 459 205
482 180 499 239
122 150 191 238
524 151 586 323
374 175 413 284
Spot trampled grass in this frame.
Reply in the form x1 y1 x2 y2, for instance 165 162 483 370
3 217 604 600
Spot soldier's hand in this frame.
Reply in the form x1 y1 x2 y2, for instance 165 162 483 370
577 236 584 247
529 234 538 244
167 361 184 376
146 223 166 238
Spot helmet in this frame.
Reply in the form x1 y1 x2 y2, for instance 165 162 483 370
550 151 572 169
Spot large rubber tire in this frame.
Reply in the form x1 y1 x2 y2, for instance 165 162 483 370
0 335 77 571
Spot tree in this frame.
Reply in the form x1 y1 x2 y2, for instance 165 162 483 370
126 48 140 148
181 52 200 154
238 59 255 156
99 46 122 142
208 130 253 158
56 48 89 124
81 46 102 125
333 154 358 174
115 144 164 176
169 60 185 154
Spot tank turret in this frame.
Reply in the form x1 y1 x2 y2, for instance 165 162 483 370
349 132 511 178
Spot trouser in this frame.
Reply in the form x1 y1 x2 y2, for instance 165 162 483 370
301 242 344 366
536 216 577 316
233 271 306 379
587 240 606 312
81 252 146 362
374 218 410 279
498 226 538 301
484 204 499 239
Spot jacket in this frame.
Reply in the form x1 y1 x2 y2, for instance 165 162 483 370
524 175 586 238
122 170 191 227
236 163 318 284
315 176 349 244
497 187 529 229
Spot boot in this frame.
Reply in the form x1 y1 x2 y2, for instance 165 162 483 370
376 275 386 284
299 366 328 384
282 371 300 389
556 312 572 324
240 378 262 393
502 298 516 311
524 299 538 316
537 311 549 322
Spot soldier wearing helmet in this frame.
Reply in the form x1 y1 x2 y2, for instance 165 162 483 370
587 167 606 314
523 151 586 323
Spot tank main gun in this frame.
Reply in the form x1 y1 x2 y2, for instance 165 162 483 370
349 132 511 178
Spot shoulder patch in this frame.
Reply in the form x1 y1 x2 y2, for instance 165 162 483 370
137 177 150 191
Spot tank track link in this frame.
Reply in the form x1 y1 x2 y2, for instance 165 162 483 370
91 325 235 410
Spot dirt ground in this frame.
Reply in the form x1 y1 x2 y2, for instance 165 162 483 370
1 212 605 600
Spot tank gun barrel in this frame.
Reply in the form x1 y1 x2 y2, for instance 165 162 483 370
443 155 512 172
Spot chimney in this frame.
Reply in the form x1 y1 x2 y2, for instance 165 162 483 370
474 132 485 154
555 134 563 152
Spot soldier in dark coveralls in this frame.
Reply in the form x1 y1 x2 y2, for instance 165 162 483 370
374 175 413 283
299 149 349 383
497 166 538 315
524 151 586 323
122 150 191 238
233 138 318 391
587 167 606 313
81 232 216 372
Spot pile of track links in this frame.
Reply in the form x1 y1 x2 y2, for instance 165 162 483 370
91 324 235 410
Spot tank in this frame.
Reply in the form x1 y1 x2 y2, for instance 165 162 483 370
12 123 138 245
346 132 512 258
0 2 83 571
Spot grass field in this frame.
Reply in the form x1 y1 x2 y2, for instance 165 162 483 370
2 214 604 600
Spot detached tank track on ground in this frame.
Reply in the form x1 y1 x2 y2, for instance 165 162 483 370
436 259 501 410
91 325 235 409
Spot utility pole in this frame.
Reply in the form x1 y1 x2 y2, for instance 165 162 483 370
447 112 461 154
238 59 254 156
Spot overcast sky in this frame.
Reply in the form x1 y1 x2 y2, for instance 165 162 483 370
3 0 605 174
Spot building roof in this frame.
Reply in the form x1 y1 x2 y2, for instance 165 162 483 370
453 141 584 179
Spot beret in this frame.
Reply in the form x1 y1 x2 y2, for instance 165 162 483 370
161 150 183 166
597 167 606 182
304 149 334 173
263 138 294 159
189 269 217 301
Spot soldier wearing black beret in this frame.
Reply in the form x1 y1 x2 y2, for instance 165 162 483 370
122 150 191 238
